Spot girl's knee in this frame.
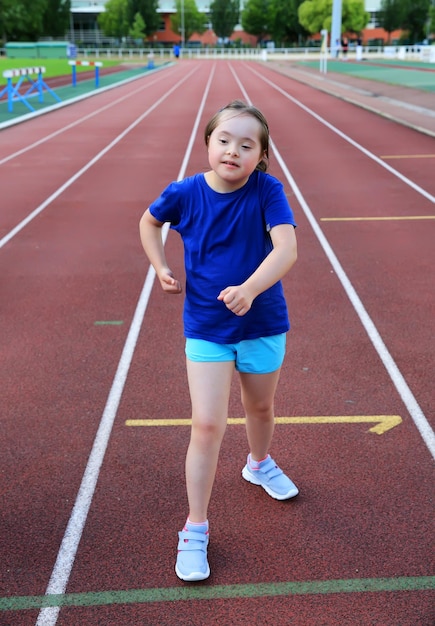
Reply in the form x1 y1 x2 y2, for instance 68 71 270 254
191 416 226 442
243 397 273 418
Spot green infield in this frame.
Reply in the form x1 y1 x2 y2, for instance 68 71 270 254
0 57 125 78
296 59 435 92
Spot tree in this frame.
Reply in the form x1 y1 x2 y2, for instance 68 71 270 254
298 0 333 34
400 0 431 42
42 0 71 37
0 0 23 41
0 0 48 41
0 0 70 41
170 0 208 43
129 11 146 40
241 0 271 43
127 0 160 37
209 0 240 40
379 0 404 41
269 0 308 45
429 2 435 37
298 0 368 36
98 0 129 39
342 0 369 34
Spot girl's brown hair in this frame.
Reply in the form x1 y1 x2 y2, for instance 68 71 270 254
204 100 269 172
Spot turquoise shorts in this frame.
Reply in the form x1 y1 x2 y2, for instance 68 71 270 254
185 334 286 374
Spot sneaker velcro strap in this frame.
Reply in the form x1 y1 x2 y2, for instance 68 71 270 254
261 459 283 479
265 466 283 479
177 530 208 551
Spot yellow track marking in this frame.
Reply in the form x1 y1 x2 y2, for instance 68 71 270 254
125 415 402 435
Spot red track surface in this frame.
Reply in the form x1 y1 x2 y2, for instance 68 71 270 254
1 60 434 626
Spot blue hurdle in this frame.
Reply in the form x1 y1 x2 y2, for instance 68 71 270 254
68 60 103 88
0 67 61 113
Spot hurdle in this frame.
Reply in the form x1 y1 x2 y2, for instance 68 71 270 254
68 60 103 88
0 67 61 113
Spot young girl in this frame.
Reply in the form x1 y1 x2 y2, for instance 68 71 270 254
139 100 298 582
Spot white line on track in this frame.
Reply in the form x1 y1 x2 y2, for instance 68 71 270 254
229 62 435 459
0 69 176 166
35 64 216 626
246 63 435 205
0 67 198 251
30 61 434 625
0 65 178 131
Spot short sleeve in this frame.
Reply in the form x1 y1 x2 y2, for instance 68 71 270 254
149 181 183 225
260 174 296 231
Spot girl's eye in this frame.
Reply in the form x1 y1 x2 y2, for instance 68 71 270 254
242 145 252 150
218 138 227 144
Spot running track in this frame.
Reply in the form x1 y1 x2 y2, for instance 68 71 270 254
1 60 434 626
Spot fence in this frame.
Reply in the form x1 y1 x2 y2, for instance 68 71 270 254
1 45 433 63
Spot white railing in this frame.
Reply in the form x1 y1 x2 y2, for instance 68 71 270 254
384 44 435 62
70 46 386 61
1 45 433 62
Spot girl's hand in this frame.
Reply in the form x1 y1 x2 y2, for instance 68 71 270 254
217 285 253 316
159 269 182 294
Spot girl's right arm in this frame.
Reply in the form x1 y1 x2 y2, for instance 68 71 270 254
139 209 182 294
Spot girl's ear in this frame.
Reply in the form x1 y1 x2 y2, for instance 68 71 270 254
259 150 267 164
257 150 269 172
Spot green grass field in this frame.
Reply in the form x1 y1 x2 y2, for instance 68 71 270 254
0 57 125 78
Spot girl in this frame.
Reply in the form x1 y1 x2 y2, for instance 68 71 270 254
139 100 298 582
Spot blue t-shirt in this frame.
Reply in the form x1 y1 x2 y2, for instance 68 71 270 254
149 170 296 343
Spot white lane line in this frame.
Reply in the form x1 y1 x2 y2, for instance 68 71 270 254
230 62 435 460
273 140 435 459
0 69 176 166
35 64 216 626
247 64 435 205
0 67 197 251
0 64 176 131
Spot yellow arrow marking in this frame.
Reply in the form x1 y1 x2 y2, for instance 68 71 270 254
125 415 402 435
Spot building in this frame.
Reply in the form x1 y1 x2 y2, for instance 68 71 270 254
69 0 253 46
69 0 395 47
70 2 109 45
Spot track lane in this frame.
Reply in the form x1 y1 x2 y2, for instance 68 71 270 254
0 60 433 626
256 62 435 193
0 62 212 604
1 64 219 625
219 62 434 425
0 64 203 239
68 61 434 623
0 66 182 162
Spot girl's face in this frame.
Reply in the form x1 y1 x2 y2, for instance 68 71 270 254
206 112 265 192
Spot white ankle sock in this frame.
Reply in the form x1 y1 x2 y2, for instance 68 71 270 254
185 518 209 532
248 453 269 470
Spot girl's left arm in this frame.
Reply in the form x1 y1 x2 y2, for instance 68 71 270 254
217 224 297 316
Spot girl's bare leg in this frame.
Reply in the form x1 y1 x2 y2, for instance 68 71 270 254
239 369 281 460
185 359 234 522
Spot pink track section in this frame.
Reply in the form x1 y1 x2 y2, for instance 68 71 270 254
1 60 434 625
